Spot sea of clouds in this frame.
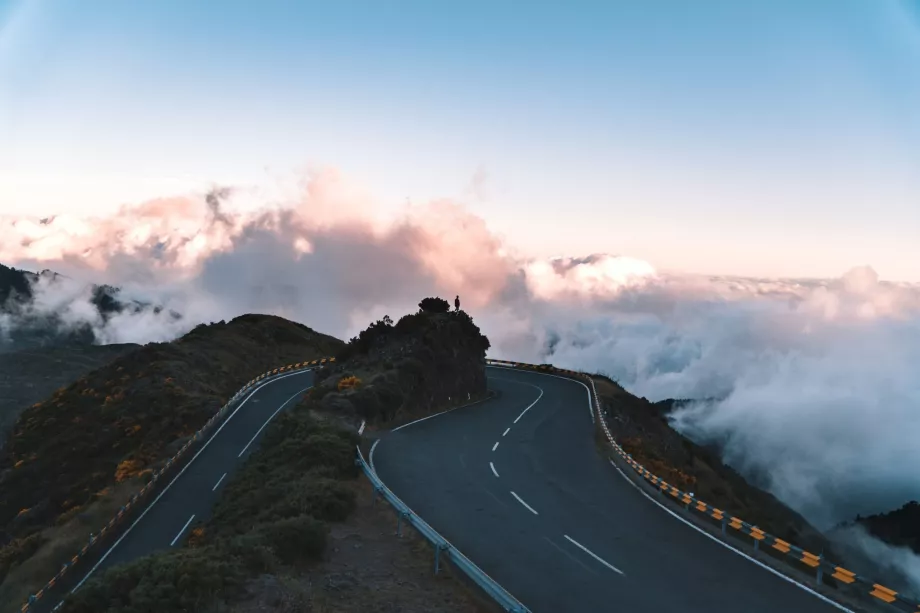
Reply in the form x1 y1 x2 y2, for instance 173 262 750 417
2 168 919 589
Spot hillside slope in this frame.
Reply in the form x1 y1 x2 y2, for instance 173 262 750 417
0 344 140 450
59 299 493 613
0 314 344 609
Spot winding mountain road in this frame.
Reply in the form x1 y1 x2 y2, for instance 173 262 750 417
67 369 315 590
371 365 847 613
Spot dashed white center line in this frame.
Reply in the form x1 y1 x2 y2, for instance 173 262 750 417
564 534 625 575
510 491 539 515
492 441 499 452
170 514 196 547
502 427 510 437
490 462 499 478
212 472 227 491
513 387 544 423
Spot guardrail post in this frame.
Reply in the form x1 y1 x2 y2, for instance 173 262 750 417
816 554 823 586
721 516 727 536
396 510 409 537
434 543 449 574
754 538 759 553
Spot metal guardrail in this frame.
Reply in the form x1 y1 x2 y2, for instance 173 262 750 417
21 357 336 613
355 445 531 613
485 358 920 613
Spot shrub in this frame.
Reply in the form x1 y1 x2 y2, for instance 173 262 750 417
257 515 327 565
337 375 361 391
59 546 244 613
418 297 450 314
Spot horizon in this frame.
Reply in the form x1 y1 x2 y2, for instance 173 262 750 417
2 0 919 281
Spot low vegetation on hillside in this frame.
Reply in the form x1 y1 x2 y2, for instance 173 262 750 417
56 298 492 613
0 314 344 610
0 344 140 450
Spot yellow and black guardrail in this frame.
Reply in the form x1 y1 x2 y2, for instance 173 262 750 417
485 358 920 613
22 357 336 613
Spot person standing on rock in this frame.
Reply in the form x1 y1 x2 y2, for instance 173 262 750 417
454 295 460 311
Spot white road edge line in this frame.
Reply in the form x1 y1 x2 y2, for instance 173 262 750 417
563 534 625 576
238 385 312 457
492 441 499 452
170 514 196 547
607 460 854 612
510 491 539 515
513 386 544 423
490 462 499 478
211 472 227 492
488 364 594 424
391 406 458 432
369 438 381 472
67 368 313 595
503 427 510 437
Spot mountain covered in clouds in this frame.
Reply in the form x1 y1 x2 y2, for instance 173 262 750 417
853 501 920 555
0 262 180 352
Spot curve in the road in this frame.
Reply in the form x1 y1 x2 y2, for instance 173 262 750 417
371 365 853 613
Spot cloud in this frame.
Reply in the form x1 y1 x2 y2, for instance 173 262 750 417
3 166 920 586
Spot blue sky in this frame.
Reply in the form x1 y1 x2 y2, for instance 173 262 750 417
1 0 919 280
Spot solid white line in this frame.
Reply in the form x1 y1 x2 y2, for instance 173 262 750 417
487 364 594 424
503 427 510 437
68 368 313 594
237 385 311 457
490 462 499 478
211 472 227 492
606 460 854 612
391 406 457 432
369 438 381 472
563 534 625 576
513 386 544 423
170 514 195 546
510 491 539 515
492 441 499 452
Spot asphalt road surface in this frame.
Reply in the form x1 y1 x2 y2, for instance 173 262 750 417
372 366 847 613
67 369 315 591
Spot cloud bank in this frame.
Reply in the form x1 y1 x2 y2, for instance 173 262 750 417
3 168 919 586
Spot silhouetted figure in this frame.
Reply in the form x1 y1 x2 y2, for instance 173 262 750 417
454 295 460 311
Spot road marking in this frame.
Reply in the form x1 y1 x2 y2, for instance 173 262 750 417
544 536 597 574
170 514 196 546
492 441 499 452
606 460 854 611
391 392 495 433
490 462 499 478
67 368 313 595
513 386 544 423
510 491 539 515
237 385 311 457
212 472 227 491
503 427 510 437
563 534 625 575
488 364 594 423
369 438 381 472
